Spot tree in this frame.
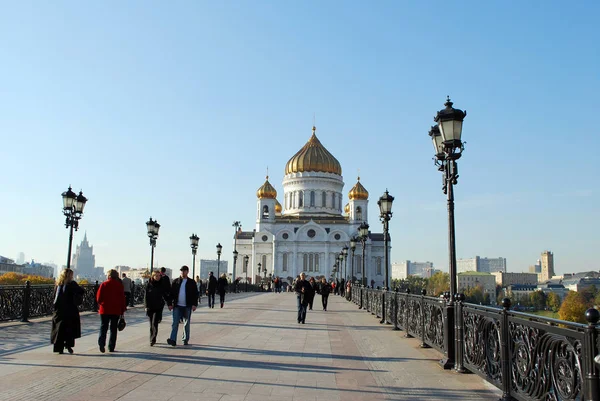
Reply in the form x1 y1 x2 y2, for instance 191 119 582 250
464 285 485 304
529 291 547 311
546 292 561 312
558 291 588 323
0 272 54 285
426 272 449 297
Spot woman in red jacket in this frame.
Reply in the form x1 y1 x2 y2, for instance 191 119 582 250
96 269 126 353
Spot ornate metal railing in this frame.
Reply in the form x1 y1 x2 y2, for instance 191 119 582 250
345 286 600 400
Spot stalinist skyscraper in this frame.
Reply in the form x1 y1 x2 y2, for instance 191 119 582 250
71 233 101 279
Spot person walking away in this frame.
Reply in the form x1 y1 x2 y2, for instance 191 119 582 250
294 273 312 324
340 277 346 297
308 277 317 311
145 270 169 346
96 269 126 353
320 278 332 311
195 275 203 305
217 273 228 308
167 265 198 346
51 268 84 354
207 271 217 308
121 273 132 307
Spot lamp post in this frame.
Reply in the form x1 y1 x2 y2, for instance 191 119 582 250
338 252 344 285
358 222 369 287
350 237 356 283
428 96 467 371
62 186 88 270
146 217 160 271
232 250 238 293
378 190 394 290
342 246 349 282
244 255 249 292
216 243 222 277
190 233 199 279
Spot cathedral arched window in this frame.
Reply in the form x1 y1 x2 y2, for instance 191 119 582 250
262 255 267 272
282 253 288 272
314 254 320 272
308 254 314 272
356 206 362 220
338 196 342 211
331 193 335 209
262 205 270 219
376 257 382 275
322 191 326 207
303 254 308 272
310 191 315 207
298 191 303 207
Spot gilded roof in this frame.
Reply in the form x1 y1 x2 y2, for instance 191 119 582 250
344 203 350 214
275 199 282 214
348 177 369 200
256 176 277 199
284 126 342 176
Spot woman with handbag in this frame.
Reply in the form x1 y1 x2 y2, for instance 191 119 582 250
144 270 169 346
96 269 126 353
50 268 84 354
217 273 228 308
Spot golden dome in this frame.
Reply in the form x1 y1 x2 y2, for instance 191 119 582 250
256 176 277 199
285 126 342 176
348 177 369 200
344 203 350 214
275 199 282 214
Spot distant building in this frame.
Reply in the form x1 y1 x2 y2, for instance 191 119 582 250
16 252 25 265
528 259 541 274
0 263 24 275
457 256 506 273
71 233 104 280
563 276 600 293
506 284 537 300
23 260 54 278
200 259 229 281
539 251 555 282
392 261 434 280
457 272 496 297
492 272 538 287
0 256 15 264
537 282 569 300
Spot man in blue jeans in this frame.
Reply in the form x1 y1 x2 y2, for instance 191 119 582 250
167 265 199 346
294 272 312 324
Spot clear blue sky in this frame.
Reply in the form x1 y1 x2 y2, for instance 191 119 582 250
2 1 598 275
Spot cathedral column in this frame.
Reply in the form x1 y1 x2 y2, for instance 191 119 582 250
272 239 277 277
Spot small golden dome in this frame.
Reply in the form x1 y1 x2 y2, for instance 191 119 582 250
285 126 342 176
348 176 369 200
275 199 282 214
344 203 350 214
256 176 277 199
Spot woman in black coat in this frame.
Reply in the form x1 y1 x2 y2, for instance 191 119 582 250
145 270 169 346
217 273 228 308
320 278 332 311
50 268 84 354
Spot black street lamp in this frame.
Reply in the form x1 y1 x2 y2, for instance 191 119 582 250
258 262 262 287
190 233 199 279
216 243 222 277
358 222 369 287
350 237 357 282
62 186 88 271
146 217 160 271
429 96 467 371
244 254 249 292
338 252 344 283
378 190 394 290
232 221 241 289
232 250 238 293
342 246 349 282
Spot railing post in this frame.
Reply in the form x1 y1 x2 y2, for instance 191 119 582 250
420 289 429 348
93 280 99 312
583 308 600 401
393 287 400 331
359 284 364 310
454 293 465 372
20 281 31 323
439 292 455 370
404 288 412 338
499 298 513 401
380 287 386 324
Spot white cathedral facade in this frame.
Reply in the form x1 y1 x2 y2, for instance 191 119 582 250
234 126 388 287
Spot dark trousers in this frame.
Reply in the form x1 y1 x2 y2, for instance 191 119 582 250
296 295 307 323
125 292 132 307
147 309 162 343
322 294 329 311
308 297 313 310
219 292 225 306
208 292 216 308
99 314 119 350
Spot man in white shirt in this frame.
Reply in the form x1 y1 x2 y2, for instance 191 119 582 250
167 266 199 346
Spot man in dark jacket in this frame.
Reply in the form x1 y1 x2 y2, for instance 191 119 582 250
294 272 313 324
206 271 217 308
167 266 199 346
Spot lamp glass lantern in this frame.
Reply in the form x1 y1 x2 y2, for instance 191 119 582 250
190 233 199 248
434 97 466 146
233 250 238 258
343 246 348 256
350 237 356 250
153 221 160 236
378 190 394 216
244 255 249 264
429 125 445 158
216 243 222 256
74 191 88 213
146 218 155 237
62 187 77 210
359 222 369 238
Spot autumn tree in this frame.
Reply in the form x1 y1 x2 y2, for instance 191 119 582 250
464 285 485 304
529 291 547 311
546 292 561 312
426 272 449 297
0 272 54 285
558 291 588 323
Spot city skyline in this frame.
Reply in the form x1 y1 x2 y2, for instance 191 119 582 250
2 2 598 275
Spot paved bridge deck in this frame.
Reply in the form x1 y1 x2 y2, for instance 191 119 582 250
0 292 501 401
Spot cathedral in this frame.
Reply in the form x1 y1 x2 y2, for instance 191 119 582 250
234 126 388 287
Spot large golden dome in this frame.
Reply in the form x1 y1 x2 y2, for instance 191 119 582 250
348 177 369 200
275 199 282 214
256 176 277 199
285 126 342 176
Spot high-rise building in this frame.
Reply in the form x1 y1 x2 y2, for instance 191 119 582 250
457 256 506 273
528 259 541 274
540 250 555 282
16 252 25 265
392 261 434 279
199 259 229 281
71 233 103 280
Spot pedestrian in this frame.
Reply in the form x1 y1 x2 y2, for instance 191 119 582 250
294 272 312 324
217 273 228 308
195 275 203 305
340 277 346 297
96 269 127 353
144 270 169 346
167 265 199 346
320 277 332 311
274 276 281 293
51 268 84 354
206 271 217 308
308 277 317 310
121 273 132 307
